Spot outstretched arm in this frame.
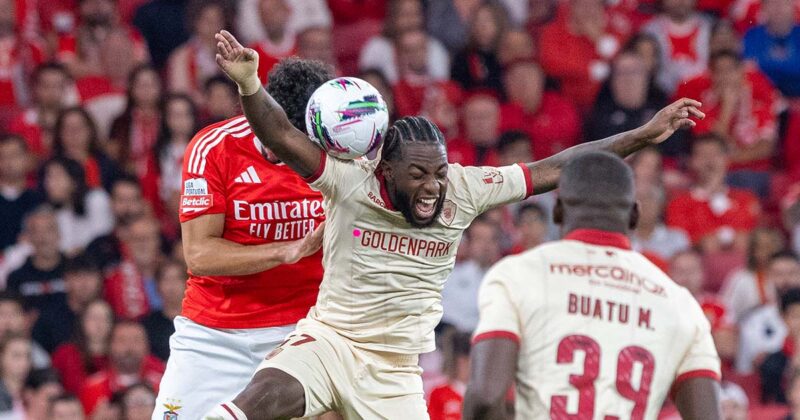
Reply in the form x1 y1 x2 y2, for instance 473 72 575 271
462 338 517 420
673 377 722 420
525 98 705 193
215 30 321 177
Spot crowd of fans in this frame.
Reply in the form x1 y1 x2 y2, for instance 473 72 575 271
0 0 800 418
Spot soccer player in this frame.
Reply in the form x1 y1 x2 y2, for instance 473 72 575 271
205 30 705 419
151 59 330 420
462 152 721 420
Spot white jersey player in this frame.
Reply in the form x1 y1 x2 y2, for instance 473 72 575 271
463 152 721 420
204 30 706 420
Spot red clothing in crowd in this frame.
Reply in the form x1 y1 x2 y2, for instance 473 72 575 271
51 343 110 395
104 259 151 321
394 78 461 118
428 382 464 420
251 38 297 86
665 188 760 245
327 0 385 24
179 116 325 329
677 66 780 171
79 355 165 414
0 35 45 107
445 137 500 167
699 295 733 332
500 91 582 160
8 108 47 157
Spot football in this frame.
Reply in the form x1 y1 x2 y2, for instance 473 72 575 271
305 77 390 159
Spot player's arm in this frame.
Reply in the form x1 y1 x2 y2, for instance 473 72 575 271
524 98 705 193
462 339 516 420
214 30 320 178
182 213 325 276
673 377 722 420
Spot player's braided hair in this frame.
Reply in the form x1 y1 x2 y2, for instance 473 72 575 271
381 116 446 162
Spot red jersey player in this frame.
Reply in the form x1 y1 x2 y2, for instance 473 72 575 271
151 59 331 420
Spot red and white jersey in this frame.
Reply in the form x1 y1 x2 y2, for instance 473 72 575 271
474 229 720 420
643 15 712 93
179 116 325 329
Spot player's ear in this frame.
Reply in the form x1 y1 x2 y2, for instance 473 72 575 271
553 198 563 225
629 202 639 230
380 159 394 181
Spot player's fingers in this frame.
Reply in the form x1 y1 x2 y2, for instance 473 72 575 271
216 42 228 59
220 30 243 49
215 32 232 53
687 106 705 119
677 97 702 109
215 54 227 69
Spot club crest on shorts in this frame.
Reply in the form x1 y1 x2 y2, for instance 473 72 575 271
162 402 181 419
440 200 457 226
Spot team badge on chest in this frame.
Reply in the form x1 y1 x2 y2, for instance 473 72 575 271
440 200 457 226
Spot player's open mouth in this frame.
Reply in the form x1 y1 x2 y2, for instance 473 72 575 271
415 197 437 219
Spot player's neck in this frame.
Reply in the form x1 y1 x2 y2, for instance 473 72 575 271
561 216 629 238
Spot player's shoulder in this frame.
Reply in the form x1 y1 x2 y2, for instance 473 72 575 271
187 116 251 150
486 246 549 281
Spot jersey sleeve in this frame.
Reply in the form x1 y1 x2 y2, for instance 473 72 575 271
303 150 370 200
460 163 534 216
671 293 722 394
472 259 523 345
179 132 228 223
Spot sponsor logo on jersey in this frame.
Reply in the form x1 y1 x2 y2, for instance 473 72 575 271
180 195 213 214
234 166 262 184
550 264 667 297
183 178 208 195
440 199 457 226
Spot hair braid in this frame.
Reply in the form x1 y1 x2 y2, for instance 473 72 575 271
381 116 445 161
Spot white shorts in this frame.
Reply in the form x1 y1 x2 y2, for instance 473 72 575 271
257 318 428 420
152 316 295 420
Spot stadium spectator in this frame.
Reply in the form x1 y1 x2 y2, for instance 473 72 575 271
721 227 787 322
0 0 45 108
760 287 800 403
131 0 190 70
48 394 85 420
201 75 239 126
496 29 534 65
643 0 712 94
166 0 232 106
78 322 164 416
103 216 163 320
441 216 503 333
720 381 749 420
249 0 296 85
32 254 102 353
449 1 507 95
743 0 800 98
22 369 63 420
7 63 75 158
737 251 800 374
509 202 549 254
419 82 463 139
710 19 742 55
86 176 149 273
141 259 186 361
665 134 760 253
0 134 41 251
632 183 691 260
155 94 197 222
392 29 455 117
108 65 162 183
0 293 49 370
238 0 331 46
681 50 780 198
297 26 338 71
501 60 581 160
119 383 155 420
426 0 481 54
0 335 33 418
585 50 669 141
427 332 471 420
446 92 500 166
626 33 662 79
538 0 627 111
51 300 113 395
52 107 120 191
39 158 114 254
7 207 66 313
359 0 449 84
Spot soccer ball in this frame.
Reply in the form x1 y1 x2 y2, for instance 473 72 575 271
305 77 389 160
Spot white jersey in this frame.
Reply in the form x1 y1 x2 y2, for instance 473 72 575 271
474 229 721 420
306 153 533 354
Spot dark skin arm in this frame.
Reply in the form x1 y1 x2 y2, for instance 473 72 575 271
214 30 320 178
462 338 518 420
673 377 722 420
527 98 706 193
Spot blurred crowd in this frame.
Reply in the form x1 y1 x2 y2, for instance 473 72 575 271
1 0 800 418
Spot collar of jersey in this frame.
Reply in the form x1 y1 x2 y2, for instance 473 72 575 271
564 229 631 250
374 167 397 211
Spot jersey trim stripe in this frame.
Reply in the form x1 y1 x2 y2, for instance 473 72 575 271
303 149 327 183
197 124 251 174
188 117 248 174
221 403 239 420
564 229 632 250
516 162 534 198
669 369 720 399
472 330 521 345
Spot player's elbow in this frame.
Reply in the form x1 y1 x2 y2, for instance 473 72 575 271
184 242 215 276
462 385 505 419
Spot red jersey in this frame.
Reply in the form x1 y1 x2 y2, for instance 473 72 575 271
500 92 582 160
179 116 325 329
428 382 464 420
665 188 760 245
79 355 164 415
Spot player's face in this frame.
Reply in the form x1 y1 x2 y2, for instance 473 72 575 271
387 143 448 228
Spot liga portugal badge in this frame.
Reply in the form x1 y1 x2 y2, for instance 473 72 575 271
163 403 181 419
440 200 457 226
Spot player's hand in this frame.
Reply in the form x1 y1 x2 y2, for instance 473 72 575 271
640 98 705 145
283 222 326 265
214 30 261 96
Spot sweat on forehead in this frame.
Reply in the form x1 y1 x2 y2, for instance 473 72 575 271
558 152 634 207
